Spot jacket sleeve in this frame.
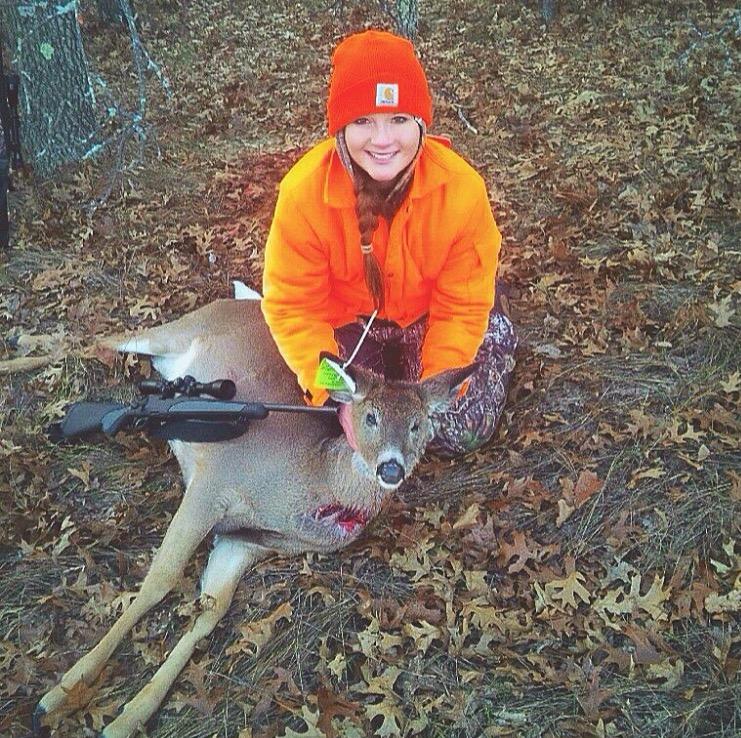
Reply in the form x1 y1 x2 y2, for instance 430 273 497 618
261 186 337 406
420 177 500 378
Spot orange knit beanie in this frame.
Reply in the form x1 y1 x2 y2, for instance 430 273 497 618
327 30 433 135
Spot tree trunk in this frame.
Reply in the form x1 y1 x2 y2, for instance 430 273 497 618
392 0 418 40
96 0 126 26
0 1 97 176
540 0 557 25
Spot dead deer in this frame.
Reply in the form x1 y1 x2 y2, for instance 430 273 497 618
34 297 474 738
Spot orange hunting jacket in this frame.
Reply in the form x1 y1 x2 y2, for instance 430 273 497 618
262 137 501 405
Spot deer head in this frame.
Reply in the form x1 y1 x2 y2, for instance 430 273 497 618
329 363 477 489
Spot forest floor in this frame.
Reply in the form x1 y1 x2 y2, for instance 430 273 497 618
0 1 739 737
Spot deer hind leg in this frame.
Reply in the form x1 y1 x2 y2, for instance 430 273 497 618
99 536 267 738
34 480 218 732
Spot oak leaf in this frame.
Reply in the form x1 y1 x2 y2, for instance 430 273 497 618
576 668 611 721
403 598 446 626
461 514 499 560
225 601 292 656
538 569 592 611
317 685 362 738
463 569 489 595
709 294 734 327
623 624 664 666
497 531 539 573
356 617 402 658
646 658 684 689
403 620 443 655
359 666 404 736
630 574 671 620
557 471 602 526
452 502 481 529
594 588 633 625
365 699 402 737
629 464 665 487
389 540 434 582
326 653 347 680
279 705 328 738
720 371 740 393
462 597 502 632
704 589 740 615
573 470 603 506
359 665 401 697
174 659 225 717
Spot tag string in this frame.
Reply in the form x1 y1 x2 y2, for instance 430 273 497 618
343 310 378 369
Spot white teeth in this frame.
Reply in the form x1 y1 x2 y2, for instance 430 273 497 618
367 151 395 161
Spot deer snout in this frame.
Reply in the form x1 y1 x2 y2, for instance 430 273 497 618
377 459 405 487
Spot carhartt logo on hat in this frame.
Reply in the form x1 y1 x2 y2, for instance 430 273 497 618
376 83 399 107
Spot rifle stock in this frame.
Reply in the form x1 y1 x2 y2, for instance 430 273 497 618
48 401 128 442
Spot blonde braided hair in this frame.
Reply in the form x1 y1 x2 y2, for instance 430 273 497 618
336 119 425 312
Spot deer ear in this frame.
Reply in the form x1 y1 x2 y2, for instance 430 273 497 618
327 364 376 404
420 363 478 414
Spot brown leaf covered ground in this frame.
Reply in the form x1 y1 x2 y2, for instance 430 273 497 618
1 1 739 736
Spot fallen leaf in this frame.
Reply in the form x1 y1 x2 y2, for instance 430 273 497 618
556 498 575 527
226 601 292 656
497 531 540 573
365 700 402 737
403 620 443 655
646 658 684 689
573 470 603 506
629 464 665 487
708 295 734 327
704 589 741 615
452 502 481 529
631 574 672 620
279 705 327 738
720 371 740 393
326 652 347 680
542 569 592 610
317 685 362 738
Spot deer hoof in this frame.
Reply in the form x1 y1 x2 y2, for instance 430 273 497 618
31 704 48 737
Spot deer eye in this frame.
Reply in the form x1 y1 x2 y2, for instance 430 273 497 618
365 411 378 428
410 421 420 434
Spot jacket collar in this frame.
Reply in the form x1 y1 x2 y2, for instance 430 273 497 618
323 136 454 208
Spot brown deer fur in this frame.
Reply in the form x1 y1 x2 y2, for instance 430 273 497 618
34 298 473 738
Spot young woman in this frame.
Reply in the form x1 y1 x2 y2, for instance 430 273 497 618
262 29 516 457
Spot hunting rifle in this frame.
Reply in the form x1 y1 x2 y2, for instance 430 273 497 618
49 374 337 443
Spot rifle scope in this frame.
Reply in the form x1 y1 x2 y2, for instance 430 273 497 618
138 375 236 400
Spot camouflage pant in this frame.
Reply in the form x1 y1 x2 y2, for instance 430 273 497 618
334 306 517 457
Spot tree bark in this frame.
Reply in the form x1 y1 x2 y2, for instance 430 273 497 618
540 0 557 25
96 0 126 26
394 0 419 40
0 1 97 176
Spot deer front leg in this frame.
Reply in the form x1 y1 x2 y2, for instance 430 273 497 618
34 480 219 732
99 536 266 738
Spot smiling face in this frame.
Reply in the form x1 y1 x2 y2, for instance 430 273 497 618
344 112 421 182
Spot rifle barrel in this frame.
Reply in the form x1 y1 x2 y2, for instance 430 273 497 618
263 403 337 415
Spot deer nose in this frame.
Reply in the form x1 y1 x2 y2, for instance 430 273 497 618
377 460 405 486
